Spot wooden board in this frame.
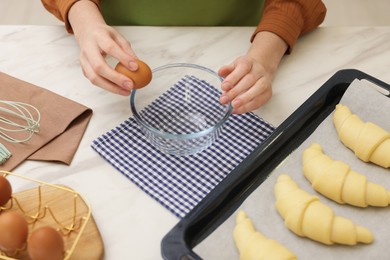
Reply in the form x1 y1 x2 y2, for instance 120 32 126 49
0 184 104 260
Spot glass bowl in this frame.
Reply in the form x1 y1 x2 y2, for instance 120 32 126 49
130 63 232 156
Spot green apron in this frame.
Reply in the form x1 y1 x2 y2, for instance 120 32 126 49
102 0 265 26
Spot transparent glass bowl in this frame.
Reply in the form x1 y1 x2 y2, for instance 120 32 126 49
130 63 232 156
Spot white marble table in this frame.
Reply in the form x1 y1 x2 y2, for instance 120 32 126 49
0 25 389 259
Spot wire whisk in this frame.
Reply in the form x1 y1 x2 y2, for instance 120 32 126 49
0 100 40 143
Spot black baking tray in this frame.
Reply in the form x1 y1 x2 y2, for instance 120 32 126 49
161 69 390 260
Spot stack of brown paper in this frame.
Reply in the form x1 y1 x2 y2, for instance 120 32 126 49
0 72 92 171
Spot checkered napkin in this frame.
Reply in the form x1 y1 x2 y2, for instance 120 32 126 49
91 76 275 218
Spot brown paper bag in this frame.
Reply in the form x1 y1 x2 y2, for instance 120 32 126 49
0 72 93 171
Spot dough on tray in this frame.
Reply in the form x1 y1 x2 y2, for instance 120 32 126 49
233 210 296 260
333 104 390 168
274 174 373 245
302 143 390 207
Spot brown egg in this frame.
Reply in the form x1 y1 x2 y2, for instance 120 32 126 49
0 211 28 252
115 59 152 89
27 226 64 260
0 175 12 206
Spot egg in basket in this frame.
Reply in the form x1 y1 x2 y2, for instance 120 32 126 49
0 171 103 260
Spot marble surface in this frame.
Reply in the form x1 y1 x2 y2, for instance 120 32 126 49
0 25 390 259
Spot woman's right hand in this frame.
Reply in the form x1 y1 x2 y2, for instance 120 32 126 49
68 0 138 95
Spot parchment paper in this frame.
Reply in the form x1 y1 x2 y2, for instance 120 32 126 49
194 79 390 259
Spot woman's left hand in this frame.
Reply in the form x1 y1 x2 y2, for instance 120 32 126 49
219 31 288 114
218 55 273 114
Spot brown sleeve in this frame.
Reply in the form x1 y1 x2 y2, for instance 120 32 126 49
40 0 101 33
251 0 327 53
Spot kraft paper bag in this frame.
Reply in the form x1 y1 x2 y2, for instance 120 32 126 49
0 72 92 171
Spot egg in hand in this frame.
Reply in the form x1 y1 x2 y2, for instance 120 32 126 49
115 59 152 89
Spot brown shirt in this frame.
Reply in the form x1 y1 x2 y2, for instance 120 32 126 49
41 0 326 53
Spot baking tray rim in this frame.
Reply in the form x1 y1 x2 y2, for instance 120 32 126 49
161 69 390 260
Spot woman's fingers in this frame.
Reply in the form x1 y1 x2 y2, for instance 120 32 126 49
231 79 272 114
77 25 143 92
218 55 274 113
81 60 132 95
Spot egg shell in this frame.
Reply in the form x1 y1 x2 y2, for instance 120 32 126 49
0 175 12 206
0 211 28 252
115 59 152 89
28 226 64 260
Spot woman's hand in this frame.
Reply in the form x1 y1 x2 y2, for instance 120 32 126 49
219 31 288 114
218 55 274 114
69 0 138 95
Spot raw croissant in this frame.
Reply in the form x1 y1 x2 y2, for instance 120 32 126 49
302 143 390 207
234 210 296 260
333 104 390 168
274 174 373 245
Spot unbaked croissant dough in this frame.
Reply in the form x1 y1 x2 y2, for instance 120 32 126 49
302 143 390 207
333 104 390 168
274 174 373 245
234 210 296 260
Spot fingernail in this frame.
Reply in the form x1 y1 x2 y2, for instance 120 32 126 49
222 82 231 91
118 89 131 96
123 80 133 90
128 61 138 71
232 99 241 107
220 95 229 104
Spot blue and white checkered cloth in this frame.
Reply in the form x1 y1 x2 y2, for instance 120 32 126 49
91 76 274 218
